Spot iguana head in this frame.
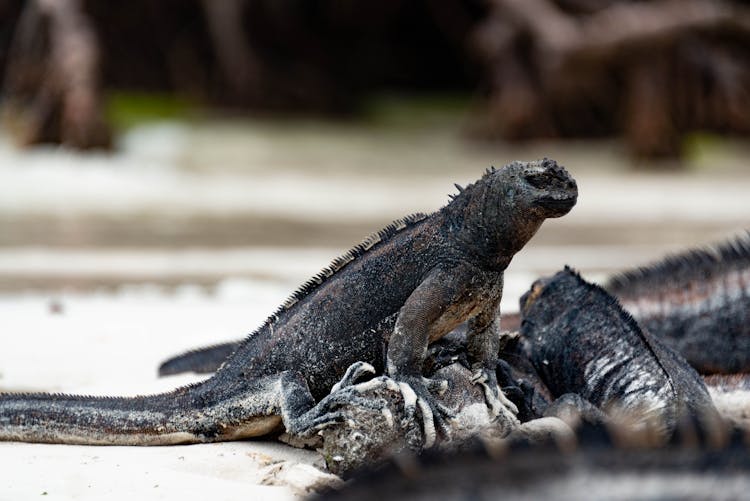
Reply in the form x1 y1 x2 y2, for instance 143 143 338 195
447 158 577 268
520 267 620 328
520 266 580 320
478 158 577 226
505 157 578 218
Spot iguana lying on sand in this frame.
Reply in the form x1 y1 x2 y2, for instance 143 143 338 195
519 267 722 438
0 158 577 445
605 231 750 374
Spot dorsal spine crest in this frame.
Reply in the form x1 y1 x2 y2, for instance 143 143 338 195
607 231 750 294
243 212 430 343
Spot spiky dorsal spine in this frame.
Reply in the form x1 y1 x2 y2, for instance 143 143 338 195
606 231 750 295
273 212 430 313
219 211 432 360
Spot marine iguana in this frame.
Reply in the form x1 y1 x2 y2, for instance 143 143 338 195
295 268 740 475
519 267 721 438
0 158 577 445
605 231 750 374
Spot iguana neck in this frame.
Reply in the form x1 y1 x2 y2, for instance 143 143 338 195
441 185 543 271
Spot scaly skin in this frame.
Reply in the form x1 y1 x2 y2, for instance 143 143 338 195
519 268 721 439
605 232 750 375
0 159 577 445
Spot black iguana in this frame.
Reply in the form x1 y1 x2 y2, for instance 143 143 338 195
605 231 750 374
307 267 732 475
0 159 577 445
519 267 722 438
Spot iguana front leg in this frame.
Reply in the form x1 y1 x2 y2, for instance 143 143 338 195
386 266 482 438
468 304 519 418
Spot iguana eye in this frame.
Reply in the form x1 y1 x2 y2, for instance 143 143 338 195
525 174 549 190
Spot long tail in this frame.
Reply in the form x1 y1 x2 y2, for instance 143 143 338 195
0 383 280 445
158 341 241 376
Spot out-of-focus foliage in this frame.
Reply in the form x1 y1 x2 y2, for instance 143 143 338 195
105 92 198 132
1 0 749 159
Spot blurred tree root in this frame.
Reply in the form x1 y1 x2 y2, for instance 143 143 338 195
2 0 111 149
470 0 750 158
1 0 749 158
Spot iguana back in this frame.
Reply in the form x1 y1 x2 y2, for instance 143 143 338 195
606 232 750 374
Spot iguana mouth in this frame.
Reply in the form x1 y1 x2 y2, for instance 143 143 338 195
536 193 577 211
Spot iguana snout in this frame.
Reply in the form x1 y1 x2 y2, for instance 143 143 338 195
523 158 578 216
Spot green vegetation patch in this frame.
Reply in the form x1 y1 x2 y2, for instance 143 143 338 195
360 93 471 130
105 92 201 131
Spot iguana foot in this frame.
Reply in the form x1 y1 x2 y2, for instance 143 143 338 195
472 367 519 418
319 374 452 443
287 368 399 439
348 374 453 448
289 371 454 449
288 389 386 438
394 375 455 448
330 361 376 393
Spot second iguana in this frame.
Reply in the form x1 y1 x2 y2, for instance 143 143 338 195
0 159 577 445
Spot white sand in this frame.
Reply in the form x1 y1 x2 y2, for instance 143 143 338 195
0 286 342 500
0 441 336 501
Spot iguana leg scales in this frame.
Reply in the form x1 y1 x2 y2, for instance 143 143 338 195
291 392 393 438
264 370 379 438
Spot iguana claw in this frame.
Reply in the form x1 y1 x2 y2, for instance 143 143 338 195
331 361 376 393
348 374 453 447
291 370 453 448
395 376 455 447
289 387 386 437
472 368 519 417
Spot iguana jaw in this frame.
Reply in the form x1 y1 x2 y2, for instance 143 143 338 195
534 193 577 215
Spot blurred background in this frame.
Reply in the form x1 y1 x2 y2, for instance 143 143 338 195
0 1 749 497
0 0 749 391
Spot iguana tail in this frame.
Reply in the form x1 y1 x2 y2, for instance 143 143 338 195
158 341 240 376
0 383 281 445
